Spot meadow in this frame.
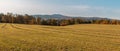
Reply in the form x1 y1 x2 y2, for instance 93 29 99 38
0 23 120 51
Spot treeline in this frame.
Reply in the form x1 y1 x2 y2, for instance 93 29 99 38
0 13 120 26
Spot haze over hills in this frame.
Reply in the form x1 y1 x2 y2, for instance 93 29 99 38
32 14 111 20
32 14 70 19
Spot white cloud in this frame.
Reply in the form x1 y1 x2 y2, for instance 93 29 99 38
0 0 120 19
69 5 90 11
112 9 120 13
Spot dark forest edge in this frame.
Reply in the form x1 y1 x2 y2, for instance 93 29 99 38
0 13 120 26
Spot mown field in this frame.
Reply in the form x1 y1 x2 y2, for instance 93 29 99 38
0 23 120 51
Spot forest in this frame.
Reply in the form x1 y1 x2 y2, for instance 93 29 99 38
0 13 120 26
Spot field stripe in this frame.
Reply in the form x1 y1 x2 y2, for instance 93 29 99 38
10 24 120 44
12 24 120 40
14 24 120 38
1 23 7 28
10 24 32 31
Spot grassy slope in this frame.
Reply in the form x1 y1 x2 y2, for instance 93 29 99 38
0 23 120 51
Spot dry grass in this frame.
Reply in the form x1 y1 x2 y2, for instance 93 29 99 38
0 23 120 51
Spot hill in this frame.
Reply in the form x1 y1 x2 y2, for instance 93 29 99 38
32 14 71 19
32 14 110 20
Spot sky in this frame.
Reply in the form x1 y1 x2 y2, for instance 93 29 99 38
0 0 120 19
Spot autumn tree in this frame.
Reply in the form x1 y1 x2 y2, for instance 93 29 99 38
36 17 41 25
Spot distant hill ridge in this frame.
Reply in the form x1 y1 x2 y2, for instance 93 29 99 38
32 14 70 19
32 14 111 20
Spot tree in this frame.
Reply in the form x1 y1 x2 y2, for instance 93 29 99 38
36 17 41 25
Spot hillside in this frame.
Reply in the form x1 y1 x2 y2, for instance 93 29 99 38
32 14 71 19
32 14 110 20
0 23 120 51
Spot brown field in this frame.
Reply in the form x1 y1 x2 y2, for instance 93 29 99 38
0 23 120 51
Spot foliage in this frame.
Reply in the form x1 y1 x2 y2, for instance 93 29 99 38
0 13 120 26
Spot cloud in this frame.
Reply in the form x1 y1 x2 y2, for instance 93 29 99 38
112 9 120 13
69 5 90 11
0 0 120 19
59 5 120 19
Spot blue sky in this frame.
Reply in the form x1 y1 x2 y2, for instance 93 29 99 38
0 0 120 19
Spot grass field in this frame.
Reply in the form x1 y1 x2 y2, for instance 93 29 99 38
0 23 120 51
